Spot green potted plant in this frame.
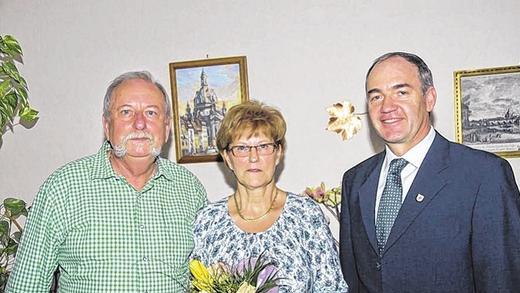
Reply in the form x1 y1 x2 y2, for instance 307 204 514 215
0 35 38 136
0 34 38 292
0 198 28 291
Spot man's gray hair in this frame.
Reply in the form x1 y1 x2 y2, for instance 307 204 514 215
365 52 434 95
103 71 171 119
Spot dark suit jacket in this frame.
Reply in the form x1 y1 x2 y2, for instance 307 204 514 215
339 132 520 293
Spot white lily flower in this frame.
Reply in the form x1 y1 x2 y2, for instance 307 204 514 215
326 101 363 141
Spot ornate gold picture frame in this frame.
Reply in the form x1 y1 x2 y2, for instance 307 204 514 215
454 65 520 158
169 56 249 163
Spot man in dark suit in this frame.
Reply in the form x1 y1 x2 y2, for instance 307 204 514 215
339 52 520 292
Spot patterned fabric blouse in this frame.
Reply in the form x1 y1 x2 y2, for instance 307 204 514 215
192 193 349 292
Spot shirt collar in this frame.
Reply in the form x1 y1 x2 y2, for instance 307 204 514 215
91 141 116 180
384 126 436 170
155 157 175 181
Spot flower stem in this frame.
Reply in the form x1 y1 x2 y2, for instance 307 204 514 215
323 205 339 222
12 218 23 233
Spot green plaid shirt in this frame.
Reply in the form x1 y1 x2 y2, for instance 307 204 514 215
6 141 207 293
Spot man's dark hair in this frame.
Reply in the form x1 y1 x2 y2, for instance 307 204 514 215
365 52 434 94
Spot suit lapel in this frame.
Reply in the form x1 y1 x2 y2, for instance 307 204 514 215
358 152 385 254
383 133 451 255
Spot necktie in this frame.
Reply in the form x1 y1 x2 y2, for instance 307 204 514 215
376 158 408 254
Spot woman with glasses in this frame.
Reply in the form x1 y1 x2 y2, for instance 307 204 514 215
191 100 348 292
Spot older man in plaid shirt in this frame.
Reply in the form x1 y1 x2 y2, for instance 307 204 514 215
6 71 207 292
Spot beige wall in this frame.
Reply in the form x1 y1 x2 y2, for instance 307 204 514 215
1 0 519 211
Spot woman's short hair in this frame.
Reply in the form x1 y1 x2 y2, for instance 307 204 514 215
216 100 287 153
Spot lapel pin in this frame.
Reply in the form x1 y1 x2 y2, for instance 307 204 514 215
416 194 425 203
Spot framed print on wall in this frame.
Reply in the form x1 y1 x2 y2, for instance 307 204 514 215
454 65 520 158
169 56 249 163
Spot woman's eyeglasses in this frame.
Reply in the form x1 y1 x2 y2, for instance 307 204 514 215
227 142 278 157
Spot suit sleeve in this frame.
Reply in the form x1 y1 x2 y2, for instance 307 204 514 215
339 170 359 292
472 158 520 290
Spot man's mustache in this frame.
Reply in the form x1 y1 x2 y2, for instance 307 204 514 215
111 131 158 158
122 131 154 143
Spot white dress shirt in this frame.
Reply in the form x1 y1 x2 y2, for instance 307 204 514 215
374 126 436 219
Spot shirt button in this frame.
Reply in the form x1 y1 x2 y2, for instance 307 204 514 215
143 256 149 262
376 262 382 271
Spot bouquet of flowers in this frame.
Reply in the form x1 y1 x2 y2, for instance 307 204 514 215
189 253 280 293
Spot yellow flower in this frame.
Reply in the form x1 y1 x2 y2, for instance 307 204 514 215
326 101 363 141
208 262 230 284
209 262 229 275
189 259 213 291
237 282 256 293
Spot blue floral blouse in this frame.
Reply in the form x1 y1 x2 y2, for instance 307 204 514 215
191 192 349 292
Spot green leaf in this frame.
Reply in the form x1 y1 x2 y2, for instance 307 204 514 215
0 220 8 237
0 105 11 127
2 35 23 56
3 198 27 219
15 84 28 100
3 238 18 255
0 271 9 292
0 112 7 131
0 39 14 60
19 106 38 123
0 105 14 124
0 103 11 120
4 91 18 106
0 80 12 98
18 75 28 90
2 93 18 118
1 61 22 85
12 231 22 243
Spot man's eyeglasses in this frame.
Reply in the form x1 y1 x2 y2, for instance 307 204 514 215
227 142 279 157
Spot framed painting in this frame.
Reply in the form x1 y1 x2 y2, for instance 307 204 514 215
454 65 520 158
169 56 249 163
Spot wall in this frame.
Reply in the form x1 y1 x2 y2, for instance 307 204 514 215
1 1 519 215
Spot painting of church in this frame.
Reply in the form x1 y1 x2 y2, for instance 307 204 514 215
170 56 248 163
179 69 227 156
